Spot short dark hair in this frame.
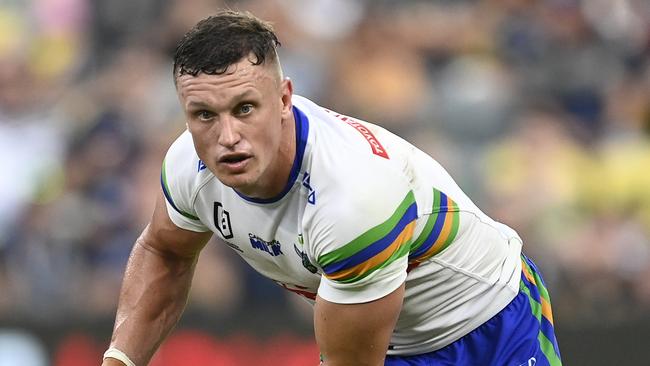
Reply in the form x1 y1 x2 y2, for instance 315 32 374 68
172 10 281 81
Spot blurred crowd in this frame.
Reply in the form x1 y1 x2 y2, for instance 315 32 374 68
1 0 649 362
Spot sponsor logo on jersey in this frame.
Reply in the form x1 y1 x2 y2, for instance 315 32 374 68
324 109 389 159
249 234 283 257
294 243 318 273
302 172 316 204
214 202 233 239
198 159 207 172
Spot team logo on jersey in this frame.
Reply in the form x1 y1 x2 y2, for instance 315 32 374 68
249 234 283 257
294 244 318 274
302 172 316 204
214 202 233 239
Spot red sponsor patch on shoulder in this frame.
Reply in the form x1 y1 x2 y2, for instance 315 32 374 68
325 109 390 159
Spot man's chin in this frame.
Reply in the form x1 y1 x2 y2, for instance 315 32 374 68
215 173 254 192
217 175 246 188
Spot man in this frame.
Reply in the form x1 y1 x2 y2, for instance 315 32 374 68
102 10 562 366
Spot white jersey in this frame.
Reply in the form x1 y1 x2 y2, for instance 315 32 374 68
161 95 522 355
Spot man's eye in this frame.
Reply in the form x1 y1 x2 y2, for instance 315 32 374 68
239 104 253 115
196 111 214 121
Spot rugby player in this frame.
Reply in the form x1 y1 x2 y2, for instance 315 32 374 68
102 10 561 366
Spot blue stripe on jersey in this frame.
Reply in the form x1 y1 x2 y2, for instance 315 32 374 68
322 203 418 275
160 173 181 213
409 193 449 259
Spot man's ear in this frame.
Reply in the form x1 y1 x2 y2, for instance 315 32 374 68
280 77 294 119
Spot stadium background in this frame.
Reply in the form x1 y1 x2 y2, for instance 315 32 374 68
1 0 649 364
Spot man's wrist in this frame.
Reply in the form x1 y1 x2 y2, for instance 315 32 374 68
103 348 136 366
102 358 127 366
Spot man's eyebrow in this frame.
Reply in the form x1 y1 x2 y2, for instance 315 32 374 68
185 89 260 110
186 101 212 110
231 89 258 101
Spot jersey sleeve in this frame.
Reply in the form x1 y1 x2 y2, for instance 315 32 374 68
307 167 417 304
160 132 210 232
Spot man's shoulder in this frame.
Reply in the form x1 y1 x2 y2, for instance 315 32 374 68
161 130 214 232
164 130 206 179
305 144 414 246
162 130 213 201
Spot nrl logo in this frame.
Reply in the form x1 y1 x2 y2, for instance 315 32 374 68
214 202 233 239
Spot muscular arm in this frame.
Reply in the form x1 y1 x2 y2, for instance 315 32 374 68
315 283 405 366
102 192 213 366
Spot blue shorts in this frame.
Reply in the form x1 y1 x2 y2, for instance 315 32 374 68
385 255 562 366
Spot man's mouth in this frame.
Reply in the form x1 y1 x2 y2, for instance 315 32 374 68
218 153 252 170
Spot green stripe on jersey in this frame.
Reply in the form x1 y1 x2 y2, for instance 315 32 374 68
336 237 411 284
409 193 439 254
539 332 562 366
318 191 415 267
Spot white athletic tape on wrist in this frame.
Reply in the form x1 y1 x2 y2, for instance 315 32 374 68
103 348 136 366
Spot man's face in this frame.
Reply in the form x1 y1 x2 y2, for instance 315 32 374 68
176 58 294 198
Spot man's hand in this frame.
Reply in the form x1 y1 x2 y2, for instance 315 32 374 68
315 283 405 366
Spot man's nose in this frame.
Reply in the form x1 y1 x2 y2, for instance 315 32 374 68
217 116 241 148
